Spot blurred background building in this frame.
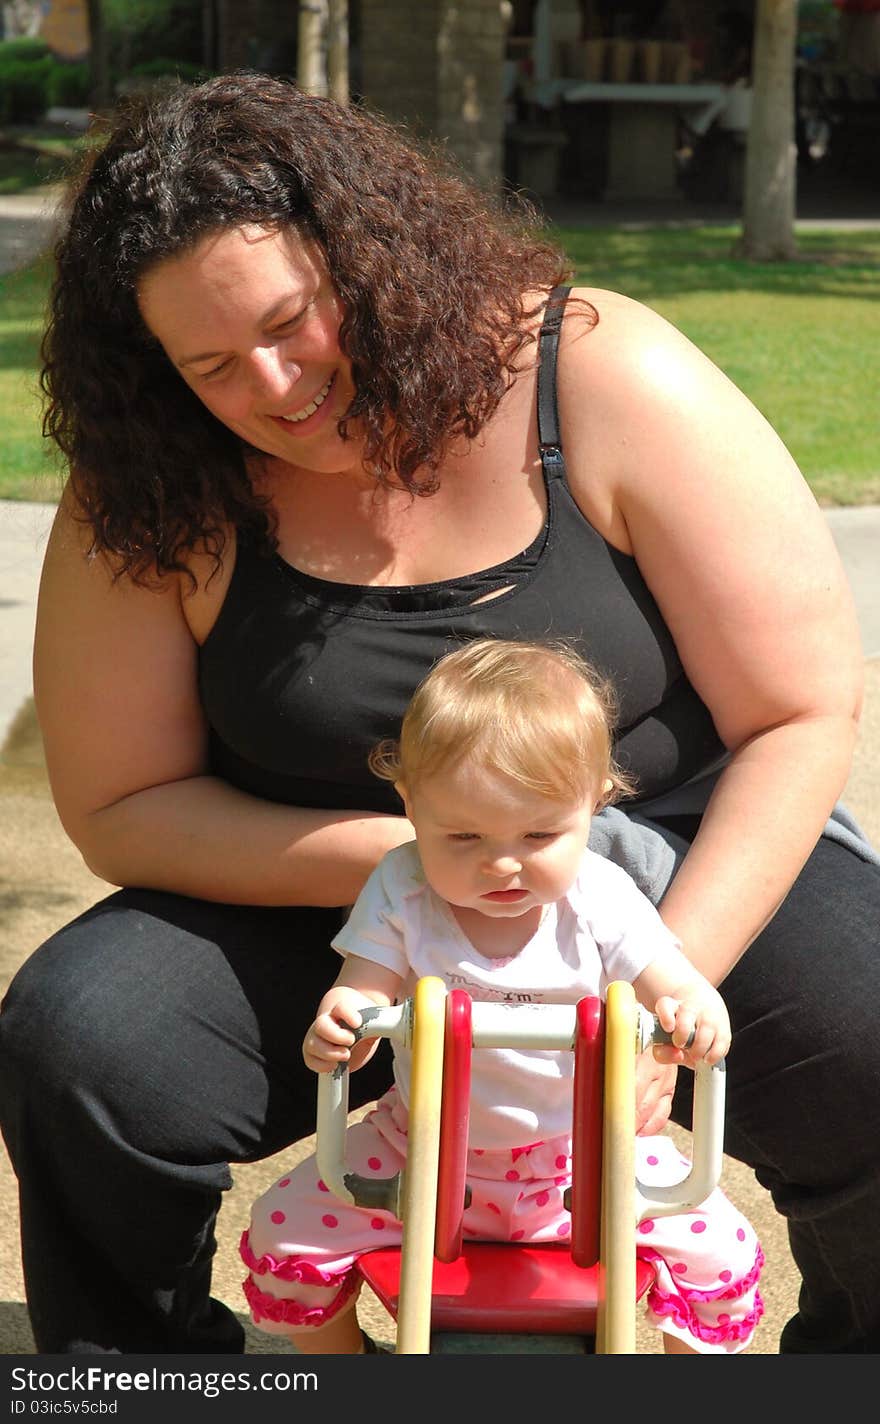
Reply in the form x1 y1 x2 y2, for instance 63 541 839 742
2 2 875 203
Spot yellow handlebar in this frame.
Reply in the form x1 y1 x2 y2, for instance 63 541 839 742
597 980 638 1353
395 975 447 1354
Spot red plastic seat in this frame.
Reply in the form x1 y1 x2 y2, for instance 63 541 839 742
359 1242 654 1335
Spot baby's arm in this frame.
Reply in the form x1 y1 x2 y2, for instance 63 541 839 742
303 954 403 1074
632 942 731 1067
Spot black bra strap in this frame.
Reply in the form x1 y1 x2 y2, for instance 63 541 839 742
536 284 572 481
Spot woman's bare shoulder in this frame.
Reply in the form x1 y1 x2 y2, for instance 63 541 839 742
44 480 235 645
563 285 707 369
553 291 862 755
549 287 725 544
558 284 766 482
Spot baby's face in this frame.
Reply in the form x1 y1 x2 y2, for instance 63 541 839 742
401 762 596 920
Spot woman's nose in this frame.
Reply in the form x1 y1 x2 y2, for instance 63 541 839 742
247 345 301 401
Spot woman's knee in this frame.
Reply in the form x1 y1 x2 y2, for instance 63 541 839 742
1 921 122 1096
0 896 260 1157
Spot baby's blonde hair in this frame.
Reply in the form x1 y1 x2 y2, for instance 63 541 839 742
370 638 635 806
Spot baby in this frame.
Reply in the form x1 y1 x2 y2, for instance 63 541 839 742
241 639 764 1353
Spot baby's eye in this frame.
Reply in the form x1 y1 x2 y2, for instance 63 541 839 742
448 833 479 843
525 831 557 842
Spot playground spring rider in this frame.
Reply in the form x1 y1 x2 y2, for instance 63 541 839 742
316 977 726 1353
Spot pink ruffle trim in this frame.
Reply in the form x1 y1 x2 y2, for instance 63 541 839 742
242 1271 358 1329
239 1229 351 1287
510 1141 546 1162
639 1242 764 1304
641 1244 766 1345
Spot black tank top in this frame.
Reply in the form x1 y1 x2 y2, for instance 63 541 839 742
198 287 723 814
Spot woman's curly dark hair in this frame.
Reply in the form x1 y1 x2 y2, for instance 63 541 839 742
42 70 574 583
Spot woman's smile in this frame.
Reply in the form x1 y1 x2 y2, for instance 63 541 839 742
277 373 336 426
137 225 359 471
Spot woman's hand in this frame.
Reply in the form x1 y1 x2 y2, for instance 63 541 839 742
635 1050 678 1136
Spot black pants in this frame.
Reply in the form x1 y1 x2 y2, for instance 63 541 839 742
2 836 880 1353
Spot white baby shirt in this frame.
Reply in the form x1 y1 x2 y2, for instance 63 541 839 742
332 841 680 1150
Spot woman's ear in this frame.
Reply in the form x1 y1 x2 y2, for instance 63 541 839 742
595 777 614 810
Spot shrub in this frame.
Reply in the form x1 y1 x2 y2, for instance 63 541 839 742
127 57 210 83
46 61 91 108
0 37 52 64
0 57 51 124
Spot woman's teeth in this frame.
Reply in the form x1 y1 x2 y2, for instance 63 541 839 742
282 376 333 423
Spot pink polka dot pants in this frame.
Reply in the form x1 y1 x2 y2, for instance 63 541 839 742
241 1091 763 1351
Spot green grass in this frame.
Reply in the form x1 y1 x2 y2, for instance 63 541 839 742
0 256 64 500
0 129 85 499
1 221 878 505
0 127 88 195
557 225 880 505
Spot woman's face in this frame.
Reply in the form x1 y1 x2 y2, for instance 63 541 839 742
137 224 360 473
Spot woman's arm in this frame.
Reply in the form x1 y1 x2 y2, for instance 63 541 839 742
34 491 413 905
561 290 863 984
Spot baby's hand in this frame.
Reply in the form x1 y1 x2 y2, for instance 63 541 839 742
654 984 731 1067
302 988 375 1074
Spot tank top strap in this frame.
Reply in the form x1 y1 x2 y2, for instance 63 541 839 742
536 284 572 484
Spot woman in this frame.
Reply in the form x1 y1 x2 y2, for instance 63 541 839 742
0 71 876 1354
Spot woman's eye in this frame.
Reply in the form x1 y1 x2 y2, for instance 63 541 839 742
275 302 312 335
197 360 231 381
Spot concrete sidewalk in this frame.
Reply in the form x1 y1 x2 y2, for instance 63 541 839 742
0 502 56 753
0 185 64 278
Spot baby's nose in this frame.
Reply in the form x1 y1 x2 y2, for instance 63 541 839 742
485 852 522 876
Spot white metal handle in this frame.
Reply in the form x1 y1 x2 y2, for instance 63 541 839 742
315 995 726 1225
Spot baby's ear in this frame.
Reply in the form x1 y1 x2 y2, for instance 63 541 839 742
395 780 412 817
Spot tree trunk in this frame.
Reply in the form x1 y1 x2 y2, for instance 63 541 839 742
85 0 112 112
202 0 217 73
327 0 349 105
298 0 328 96
736 0 798 261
